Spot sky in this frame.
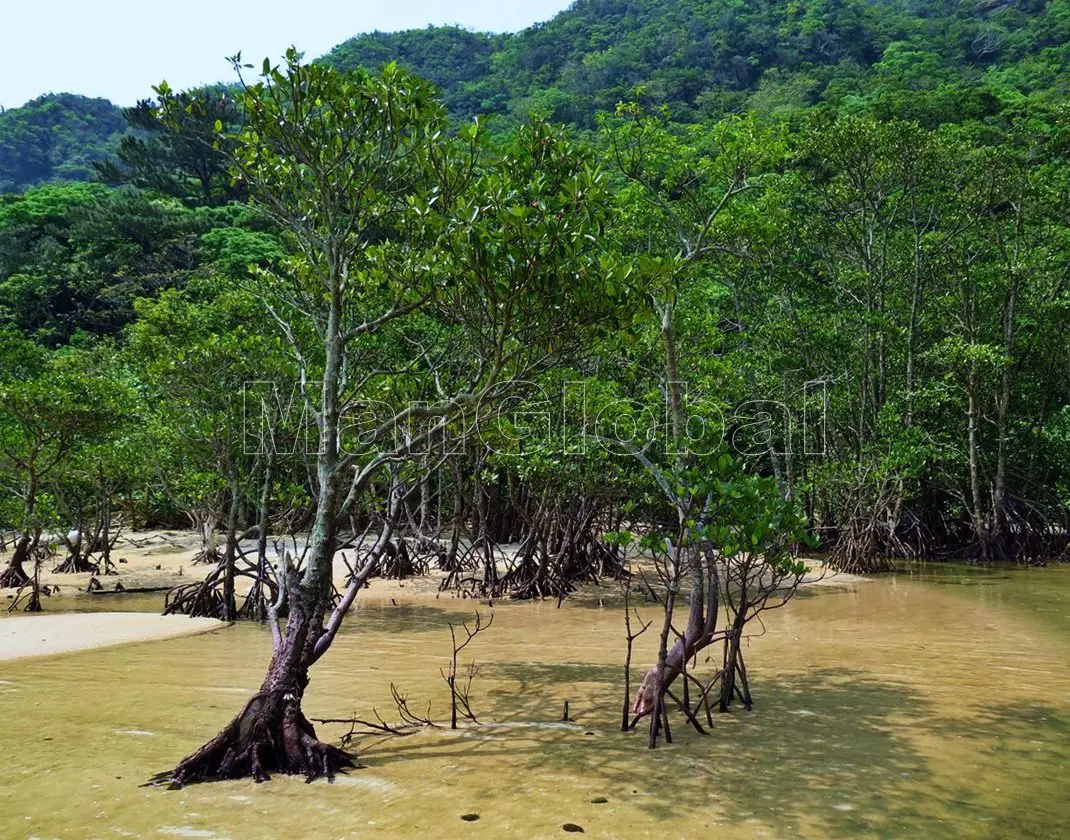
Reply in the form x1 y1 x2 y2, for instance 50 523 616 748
2 0 573 110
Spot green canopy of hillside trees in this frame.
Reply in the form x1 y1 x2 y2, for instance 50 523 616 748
6 0 1070 190
0 94 127 192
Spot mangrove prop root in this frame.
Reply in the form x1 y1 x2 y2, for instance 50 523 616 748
53 554 99 574
0 536 32 588
0 562 29 588
154 690 353 786
163 552 280 620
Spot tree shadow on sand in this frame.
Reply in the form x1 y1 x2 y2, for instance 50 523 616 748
917 701 1070 840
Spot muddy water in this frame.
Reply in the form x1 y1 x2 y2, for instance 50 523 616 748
3 565 1070 839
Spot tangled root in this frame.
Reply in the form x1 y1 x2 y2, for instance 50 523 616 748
0 562 29 589
152 690 353 787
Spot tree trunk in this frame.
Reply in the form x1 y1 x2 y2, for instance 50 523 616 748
991 269 1021 559
166 462 349 782
905 222 925 427
221 482 241 622
647 578 676 748
191 509 221 564
419 455 431 532
631 548 719 723
659 301 686 446
165 573 351 785
967 361 990 559
252 451 275 620
100 493 114 573
165 268 352 785
718 615 747 713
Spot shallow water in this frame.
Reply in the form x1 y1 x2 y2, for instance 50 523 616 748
3 565 1070 839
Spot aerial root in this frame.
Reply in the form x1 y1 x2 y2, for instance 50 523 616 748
150 694 353 787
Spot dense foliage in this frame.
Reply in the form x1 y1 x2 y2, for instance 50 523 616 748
93 88 245 206
0 184 280 345
0 94 126 192
324 0 1070 126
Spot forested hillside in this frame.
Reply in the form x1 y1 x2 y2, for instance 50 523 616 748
325 0 1070 125
0 94 126 192
5 0 1070 191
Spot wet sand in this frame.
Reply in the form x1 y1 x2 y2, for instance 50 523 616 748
0 612 223 661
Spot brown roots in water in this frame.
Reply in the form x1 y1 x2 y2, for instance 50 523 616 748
155 689 353 786
163 550 280 620
828 517 897 574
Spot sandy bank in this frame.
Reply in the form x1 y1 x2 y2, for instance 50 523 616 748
0 612 223 662
799 560 866 587
0 529 866 616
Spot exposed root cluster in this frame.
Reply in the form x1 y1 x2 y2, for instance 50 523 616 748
155 690 353 786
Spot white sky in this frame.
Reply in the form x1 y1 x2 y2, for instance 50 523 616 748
2 0 574 109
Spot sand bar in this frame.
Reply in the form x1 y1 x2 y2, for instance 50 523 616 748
0 612 223 662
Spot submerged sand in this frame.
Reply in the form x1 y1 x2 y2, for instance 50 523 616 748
0 612 223 662
4 566 1069 839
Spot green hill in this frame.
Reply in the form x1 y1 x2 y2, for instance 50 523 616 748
4 0 1070 190
321 25 502 116
324 0 1070 125
0 94 126 192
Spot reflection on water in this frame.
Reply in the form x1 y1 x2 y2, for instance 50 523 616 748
3 590 165 615
3 566 1070 838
